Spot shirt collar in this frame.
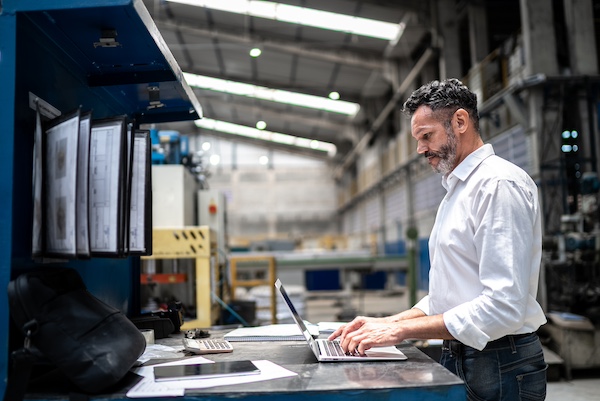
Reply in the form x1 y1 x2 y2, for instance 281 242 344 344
442 143 495 188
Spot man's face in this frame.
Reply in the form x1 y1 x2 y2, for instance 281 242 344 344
411 106 457 175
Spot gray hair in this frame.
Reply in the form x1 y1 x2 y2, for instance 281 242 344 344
402 78 480 132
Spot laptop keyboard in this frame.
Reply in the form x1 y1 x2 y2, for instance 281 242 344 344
323 340 356 357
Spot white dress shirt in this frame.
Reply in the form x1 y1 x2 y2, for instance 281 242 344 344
413 144 547 350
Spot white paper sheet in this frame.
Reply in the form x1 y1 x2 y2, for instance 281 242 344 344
31 106 43 256
317 321 347 333
224 323 319 341
126 357 297 398
89 120 123 253
76 112 91 257
129 132 148 252
45 111 80 256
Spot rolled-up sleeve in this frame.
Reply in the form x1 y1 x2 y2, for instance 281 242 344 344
413 295 430 315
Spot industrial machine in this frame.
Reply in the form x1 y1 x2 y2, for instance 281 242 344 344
198 189 228 255
144 130 231 326
542 171 600 376
544 172 600 320
150 128 210 188
151 129 190 165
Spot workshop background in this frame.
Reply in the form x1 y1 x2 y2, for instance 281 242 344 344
137 0 600 390
5 0 600 399
4 0 596 396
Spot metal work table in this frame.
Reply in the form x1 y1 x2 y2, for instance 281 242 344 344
152 332 466 401
22 330 465 400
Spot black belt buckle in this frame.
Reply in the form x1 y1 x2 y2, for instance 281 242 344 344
442 339 462 355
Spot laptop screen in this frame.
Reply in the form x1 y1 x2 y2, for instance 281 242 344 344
275 279 314 344
275 278 408 362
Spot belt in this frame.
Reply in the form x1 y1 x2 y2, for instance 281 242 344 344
442 333 535 355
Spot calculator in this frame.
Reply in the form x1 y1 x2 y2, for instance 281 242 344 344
182 338 234 354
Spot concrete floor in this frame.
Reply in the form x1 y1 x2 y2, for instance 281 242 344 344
299 289 600 401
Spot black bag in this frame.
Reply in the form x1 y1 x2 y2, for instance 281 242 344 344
6 268 146 396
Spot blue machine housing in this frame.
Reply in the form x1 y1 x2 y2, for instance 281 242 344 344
151 129 191 165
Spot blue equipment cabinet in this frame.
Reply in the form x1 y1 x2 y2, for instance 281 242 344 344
0 0 203 398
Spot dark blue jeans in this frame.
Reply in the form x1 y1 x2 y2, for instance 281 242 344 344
440 333 547 401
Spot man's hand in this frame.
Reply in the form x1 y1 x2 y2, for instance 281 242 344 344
327 316 382 342
327 316 404 355
327 309 449 355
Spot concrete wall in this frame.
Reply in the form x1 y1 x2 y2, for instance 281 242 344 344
194 138 338 247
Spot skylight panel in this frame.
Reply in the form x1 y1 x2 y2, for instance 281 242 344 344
167 0 401 41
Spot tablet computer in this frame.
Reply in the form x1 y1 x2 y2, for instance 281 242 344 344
154 360 260 382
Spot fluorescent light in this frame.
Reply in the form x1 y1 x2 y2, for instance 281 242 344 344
184 72 360 116
195 117 337 156
167 0 401 41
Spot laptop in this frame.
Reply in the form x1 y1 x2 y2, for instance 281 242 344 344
275 278 407 362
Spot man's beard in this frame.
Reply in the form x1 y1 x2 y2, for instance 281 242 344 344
427 127 457 175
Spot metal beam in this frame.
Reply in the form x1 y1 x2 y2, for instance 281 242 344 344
502 92 529 128
359 0 429 12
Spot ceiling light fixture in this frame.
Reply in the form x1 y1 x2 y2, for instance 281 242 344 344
328 91 340 100
256 120 267 130
194 117 337 156
209 154 221 165
167 0 400 41
184 72 360 116
249 47 262 57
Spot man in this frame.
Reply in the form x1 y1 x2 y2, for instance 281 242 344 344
329 78 548 400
